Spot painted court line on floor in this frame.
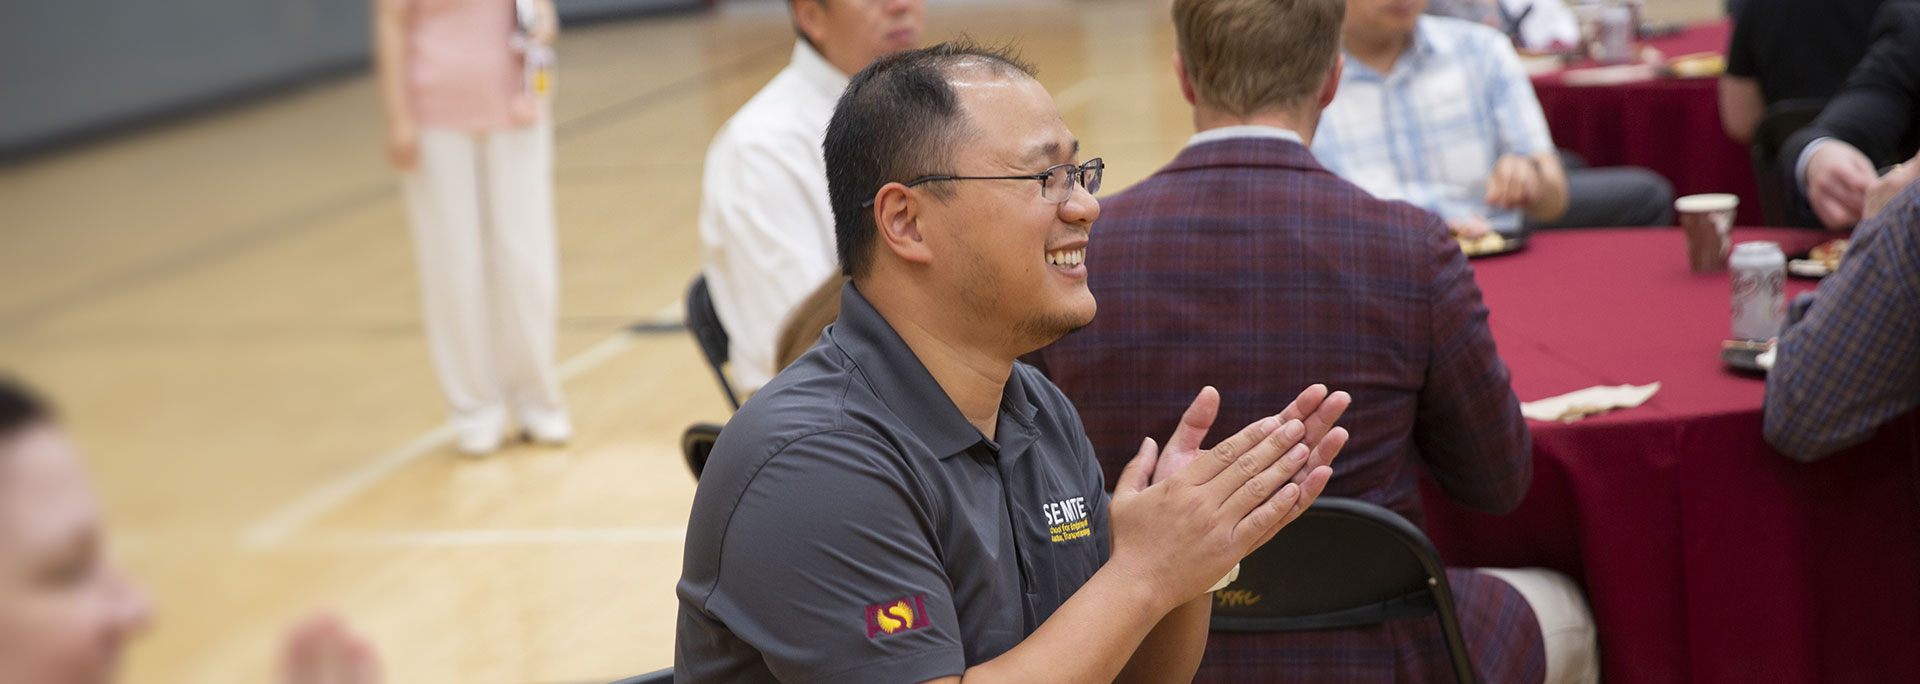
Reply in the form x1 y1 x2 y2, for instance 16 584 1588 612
242 321 657 551
291 526 688 551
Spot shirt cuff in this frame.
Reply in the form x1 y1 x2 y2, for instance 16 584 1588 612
1794 137 1836 194
1209 563 1241 593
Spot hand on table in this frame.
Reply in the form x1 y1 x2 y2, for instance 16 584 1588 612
1805 140 1876 229
1486 155 1543 210
1108 387 1345 602
280 613 383 684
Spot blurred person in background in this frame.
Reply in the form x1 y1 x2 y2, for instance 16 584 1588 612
697 0 923 396
772 273 849 373
0 377 381 684
375 0 570 455
1034 0 1595 680
1778 1 1920 229
1427 0 1580 52
1718 0 1884 144
1313 0 1673 237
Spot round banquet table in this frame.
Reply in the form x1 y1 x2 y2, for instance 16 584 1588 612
1530 20 1763 226
1419 227 1920 684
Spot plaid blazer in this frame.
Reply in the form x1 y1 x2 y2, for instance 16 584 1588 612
1033 136 1543 683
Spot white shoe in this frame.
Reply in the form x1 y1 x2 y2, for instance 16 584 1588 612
520 412 572 446
455 424 502 456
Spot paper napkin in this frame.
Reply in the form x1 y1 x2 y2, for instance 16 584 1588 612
1520 382 1662 423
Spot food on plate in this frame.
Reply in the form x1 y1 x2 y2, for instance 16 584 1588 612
1665 52 1726 78
1786 238 1850 278
1457 232 1509 256
1809 238 1849 270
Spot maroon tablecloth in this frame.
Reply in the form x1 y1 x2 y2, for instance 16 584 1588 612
1531 21 1764 225
1421 228 1920 684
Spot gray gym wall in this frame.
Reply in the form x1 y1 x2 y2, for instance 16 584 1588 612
0 0 702 158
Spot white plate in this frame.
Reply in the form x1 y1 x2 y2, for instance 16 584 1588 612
1788 259 1831 278
1560 63 1659 86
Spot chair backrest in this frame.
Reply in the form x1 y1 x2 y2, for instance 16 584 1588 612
1750 98 1828 227
681 422 722 480
684 275 741 410
1209 497 1476 684
606 667 672 684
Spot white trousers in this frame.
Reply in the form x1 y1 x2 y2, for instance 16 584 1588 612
402 122 566 436
1476 567 1601 684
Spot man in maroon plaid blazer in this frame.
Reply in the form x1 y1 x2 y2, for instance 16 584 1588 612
1031 0 1598 681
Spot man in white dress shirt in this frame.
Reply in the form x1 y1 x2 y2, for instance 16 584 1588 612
697 0 924 394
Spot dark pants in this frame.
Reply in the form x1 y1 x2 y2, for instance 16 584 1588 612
1526 166 1676 230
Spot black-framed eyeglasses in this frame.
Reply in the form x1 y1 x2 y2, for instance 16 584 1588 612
861 158 1104 208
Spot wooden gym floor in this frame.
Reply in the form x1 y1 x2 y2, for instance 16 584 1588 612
0 0 1716 681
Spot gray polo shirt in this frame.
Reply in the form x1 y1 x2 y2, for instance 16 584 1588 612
675 283 1112 683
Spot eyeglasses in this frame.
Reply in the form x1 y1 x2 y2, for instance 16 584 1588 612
861 158 1104 208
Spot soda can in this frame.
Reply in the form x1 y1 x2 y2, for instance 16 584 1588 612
1729 241 1786 341
1598 5 1634 63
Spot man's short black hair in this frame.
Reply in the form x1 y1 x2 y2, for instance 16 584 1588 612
824 40 1036 278
0 376 52 441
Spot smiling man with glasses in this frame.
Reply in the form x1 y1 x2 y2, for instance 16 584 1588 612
675 42 1352 683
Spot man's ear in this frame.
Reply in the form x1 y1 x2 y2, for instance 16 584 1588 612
873 183 933 266
1318 53 1343 109
1174 52 1197 106
793 0 828 47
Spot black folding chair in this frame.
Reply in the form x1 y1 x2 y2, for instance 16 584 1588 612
1750 98 1829 228
606 667 672 684
681 422 722 481
1210 497 1477 684
685 275 741 410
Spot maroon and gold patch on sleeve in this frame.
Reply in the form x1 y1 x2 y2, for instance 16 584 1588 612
864 595 929 638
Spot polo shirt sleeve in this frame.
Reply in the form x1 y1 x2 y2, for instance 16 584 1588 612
1478 30 1556 159
702 431 968 683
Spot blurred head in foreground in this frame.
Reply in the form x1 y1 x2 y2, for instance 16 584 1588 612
0 378 151 684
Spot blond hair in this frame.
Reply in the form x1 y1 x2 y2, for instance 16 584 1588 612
1173 0 1345 116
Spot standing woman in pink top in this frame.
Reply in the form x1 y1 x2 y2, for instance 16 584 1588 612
373 0 571 455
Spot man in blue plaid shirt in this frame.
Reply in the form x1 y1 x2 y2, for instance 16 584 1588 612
1312 0 1672 236
1765 175 1920 462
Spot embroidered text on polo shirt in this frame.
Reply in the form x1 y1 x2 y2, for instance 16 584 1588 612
1043 495 1092 543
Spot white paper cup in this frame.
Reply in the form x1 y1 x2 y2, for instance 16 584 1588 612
1676 194 1739 272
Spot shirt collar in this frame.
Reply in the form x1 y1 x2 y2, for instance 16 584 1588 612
828 282 1038 459
1349 16 1451 80
1411 17 1446 61
1187 125 1304 148
790 40 852 101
